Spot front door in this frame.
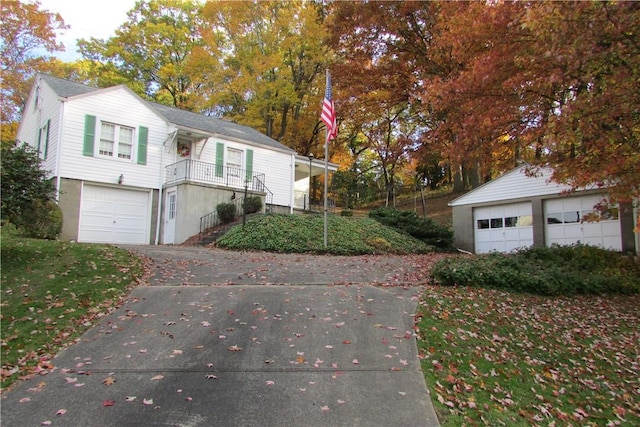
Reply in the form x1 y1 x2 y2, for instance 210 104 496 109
164 190 177 244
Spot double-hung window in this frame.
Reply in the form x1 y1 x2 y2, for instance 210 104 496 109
99 122 134 160
37 120 49 159
226 148 242 177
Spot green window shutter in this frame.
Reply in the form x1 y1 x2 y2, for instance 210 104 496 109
215 142 224 177
245 149 253 183
37 127 42 155
83 114 96 156
137 126 148 165
43 119 50 159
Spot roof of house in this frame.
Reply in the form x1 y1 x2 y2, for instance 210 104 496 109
448 165 578 207
39 74 295 153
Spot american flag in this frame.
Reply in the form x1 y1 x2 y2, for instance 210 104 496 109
321 71 337 142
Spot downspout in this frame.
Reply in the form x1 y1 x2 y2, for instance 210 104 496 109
154 129 177 245
289 153 295 213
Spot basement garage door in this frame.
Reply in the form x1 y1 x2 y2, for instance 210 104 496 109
544 195 621 250
474 202 533 254
78 184 150 244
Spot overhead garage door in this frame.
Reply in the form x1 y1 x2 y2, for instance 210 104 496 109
544 195 621 250
474 202 533 254
79 185 150 244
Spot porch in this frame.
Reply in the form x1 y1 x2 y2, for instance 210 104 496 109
165 159 268 193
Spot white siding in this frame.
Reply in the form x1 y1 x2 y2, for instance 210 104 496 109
16 77 62 176
58 87 167 189
450 166 576 207
193 136 293 207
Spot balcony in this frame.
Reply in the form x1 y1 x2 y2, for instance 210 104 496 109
165 159 267 192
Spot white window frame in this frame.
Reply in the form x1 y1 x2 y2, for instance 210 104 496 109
37 121 49 160
226 147 243 177
99 121 134 161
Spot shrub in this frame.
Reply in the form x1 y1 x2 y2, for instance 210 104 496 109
340 209 354 217
366 237 392 252
431 244 640 296
217 203 237 224
242 196 263 214
369 207 453 248
19 200 63 240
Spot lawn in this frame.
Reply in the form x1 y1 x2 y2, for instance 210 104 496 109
417 285 640 426
2 219 638 425
0 226 143 390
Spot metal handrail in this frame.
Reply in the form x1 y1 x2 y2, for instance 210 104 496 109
199 197 246 237
253 175 273 212
166 159 266 192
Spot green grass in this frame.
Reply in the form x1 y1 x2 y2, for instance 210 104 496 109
0 225 142 390
417 285 640 426
216 213 432 254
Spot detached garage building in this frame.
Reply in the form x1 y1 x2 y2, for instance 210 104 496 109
449 166 639 254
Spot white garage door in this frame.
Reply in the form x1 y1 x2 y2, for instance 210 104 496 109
474 202 533 254
79 185 150 244
544 195 621 250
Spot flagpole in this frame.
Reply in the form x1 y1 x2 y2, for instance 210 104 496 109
324 124 328 248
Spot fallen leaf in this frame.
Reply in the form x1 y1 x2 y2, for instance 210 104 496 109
352 359 359 365
227 345 242 352
103 400 115 407
56 409 67 416
205 375 218 379
41 421 51 426
150 375 164 381
143 398 153 406
102 376 116 386
321 405 329 411
125 396 136 402
19 397 31 403
266 380 275 386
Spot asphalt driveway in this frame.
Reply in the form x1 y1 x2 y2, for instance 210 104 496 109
1 246 440 427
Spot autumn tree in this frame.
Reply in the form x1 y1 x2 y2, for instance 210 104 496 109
199 0 328 152
325 1 439 203
0 0 67 141
423 1 640 205
78 0 205 110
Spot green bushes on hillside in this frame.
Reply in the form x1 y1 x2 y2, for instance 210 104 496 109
368 207 453 249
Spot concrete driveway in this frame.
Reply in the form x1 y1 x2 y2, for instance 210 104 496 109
1 246 440 427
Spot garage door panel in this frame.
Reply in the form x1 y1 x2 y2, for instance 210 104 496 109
543 195 621 250
474 203 533 254
79 185 149 245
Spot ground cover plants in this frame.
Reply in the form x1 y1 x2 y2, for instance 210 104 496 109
215 213 433 254
416 285 640 426
0 225 142 390
431 245 640 295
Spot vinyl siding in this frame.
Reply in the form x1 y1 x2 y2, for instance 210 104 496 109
193 137 293 207
449 166 575 207
58 87 167 189
16 77 61 176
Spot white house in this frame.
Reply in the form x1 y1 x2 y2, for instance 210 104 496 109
449 166 639 254
17 74 335 245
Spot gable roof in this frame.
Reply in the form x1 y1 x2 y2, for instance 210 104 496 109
39 74 295 153
448 165 578 207
40 74 99 98
144 101 294 153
